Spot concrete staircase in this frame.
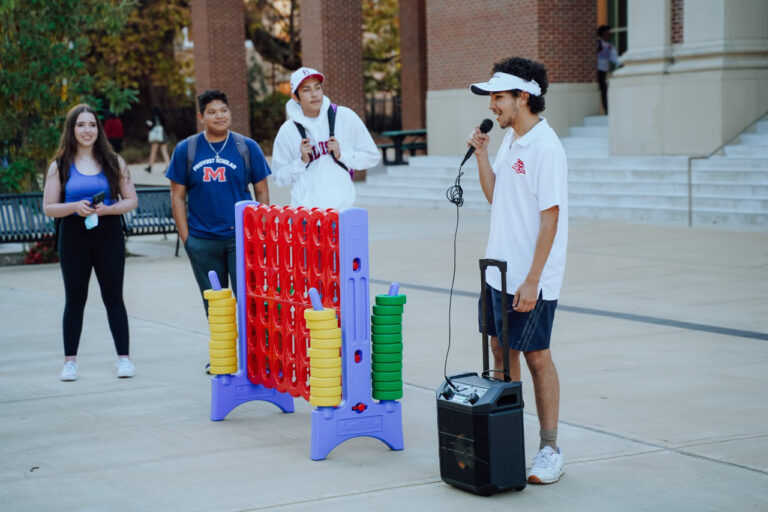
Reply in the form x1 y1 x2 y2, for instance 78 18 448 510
691 116 768 227
356 115 768 228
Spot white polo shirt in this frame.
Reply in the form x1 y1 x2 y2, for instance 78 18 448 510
485 118 568 300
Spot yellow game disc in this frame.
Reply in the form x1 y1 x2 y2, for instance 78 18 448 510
308 347 340 359
311 357 341 369
209 323 237 333
309 395 340 407
309 337 342 350
210 356 237 367
311 327 342 340
203 289 232 300
208 306 236 316
311 386 342 397
209 365 238 375
306 319 338 330
209 347 236 358
303 309 336 321
208 315 236 325
210 331 238 341
209 338 236 349
310 366 342 378
208 297 236 308
309 376 341 387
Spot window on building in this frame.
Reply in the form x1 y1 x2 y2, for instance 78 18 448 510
607 0 627 55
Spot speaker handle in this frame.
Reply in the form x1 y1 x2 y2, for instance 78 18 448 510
479 259 511 382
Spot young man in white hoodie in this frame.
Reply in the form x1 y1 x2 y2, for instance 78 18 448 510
272 67 380 209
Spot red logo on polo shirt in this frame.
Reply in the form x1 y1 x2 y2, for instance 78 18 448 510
203 167 227 182
513 158 526 175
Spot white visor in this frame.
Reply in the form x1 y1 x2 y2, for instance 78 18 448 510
470 72 541 96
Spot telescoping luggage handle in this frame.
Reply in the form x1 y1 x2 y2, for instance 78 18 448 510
479 258 511 382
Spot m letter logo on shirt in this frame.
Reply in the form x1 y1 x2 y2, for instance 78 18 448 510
513 159 526 175
203 167 227 182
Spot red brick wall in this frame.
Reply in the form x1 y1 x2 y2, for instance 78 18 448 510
537 0 595 83
299 0 365 117
400 0 427 129
190 0 250 136
671 0 684 44
427 0 594 90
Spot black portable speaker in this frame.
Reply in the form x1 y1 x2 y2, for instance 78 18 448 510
436 259 527 496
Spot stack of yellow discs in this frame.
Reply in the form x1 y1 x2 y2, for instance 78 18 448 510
204 288 238 375
304 308 342 407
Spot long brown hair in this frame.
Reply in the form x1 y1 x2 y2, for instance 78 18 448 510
52 104 121 201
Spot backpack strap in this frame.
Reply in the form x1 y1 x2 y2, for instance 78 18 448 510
231 132 251 178
327 104 353 179
293 121 311 169
185 133 199 184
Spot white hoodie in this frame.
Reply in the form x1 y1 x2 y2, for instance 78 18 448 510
272 96 380 210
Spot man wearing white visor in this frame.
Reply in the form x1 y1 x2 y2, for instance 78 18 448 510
468 57 569 485
272 67 380 209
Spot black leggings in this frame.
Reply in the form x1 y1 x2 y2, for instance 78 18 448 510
58 215 129 357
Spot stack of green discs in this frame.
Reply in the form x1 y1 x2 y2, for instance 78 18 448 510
371 293 406 400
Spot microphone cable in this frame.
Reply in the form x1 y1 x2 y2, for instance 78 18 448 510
442 162 466 393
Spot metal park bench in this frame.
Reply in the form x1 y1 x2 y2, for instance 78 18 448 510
0 187 180 255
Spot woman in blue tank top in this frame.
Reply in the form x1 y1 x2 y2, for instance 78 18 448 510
42 104 138 381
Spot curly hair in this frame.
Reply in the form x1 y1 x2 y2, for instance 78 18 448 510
492 57 549 114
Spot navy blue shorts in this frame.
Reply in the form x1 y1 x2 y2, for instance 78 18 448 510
477 283 557 352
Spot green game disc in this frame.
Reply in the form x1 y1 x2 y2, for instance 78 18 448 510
373 342 403 354
371 314 402 325
375 294 407 306
372 305 403 315
372 380 402 391
372 323 402 335
373 389 403 400
371 333 402 344
372 370 402 382
372 361 402 372
372 352 401 363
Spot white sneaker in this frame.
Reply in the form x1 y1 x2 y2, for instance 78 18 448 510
116 358 135 378
527 445 565 484
60 361 78 381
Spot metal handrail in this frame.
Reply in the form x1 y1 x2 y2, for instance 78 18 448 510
687 110 768 226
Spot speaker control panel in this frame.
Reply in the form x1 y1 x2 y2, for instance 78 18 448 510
441 381 489 404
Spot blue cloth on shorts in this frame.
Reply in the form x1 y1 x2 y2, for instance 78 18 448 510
477 283 557 352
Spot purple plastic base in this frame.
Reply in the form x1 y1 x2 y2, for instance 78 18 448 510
209 200 295 420
211 373 294 420
309 208 403 460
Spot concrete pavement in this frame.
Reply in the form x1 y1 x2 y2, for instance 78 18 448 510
1 181 767 511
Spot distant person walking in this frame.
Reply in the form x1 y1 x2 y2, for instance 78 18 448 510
145 106 170 173
597 25 622 115
103 112 124 153
42 104 138 381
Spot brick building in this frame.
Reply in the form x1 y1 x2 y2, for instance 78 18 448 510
190 0 768 157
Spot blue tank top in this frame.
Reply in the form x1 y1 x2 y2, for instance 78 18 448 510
63 164 115 206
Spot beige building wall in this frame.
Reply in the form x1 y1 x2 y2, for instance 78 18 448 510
610 0 768 155
427 84 601 156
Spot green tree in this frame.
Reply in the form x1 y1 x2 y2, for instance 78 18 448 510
0 0 138 192
363 0 400 95
84 0 191 107
245 0 300 71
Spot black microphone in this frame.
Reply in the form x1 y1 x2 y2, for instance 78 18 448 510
460 118 494 167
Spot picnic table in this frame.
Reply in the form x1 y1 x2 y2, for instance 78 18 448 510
378 129 427 165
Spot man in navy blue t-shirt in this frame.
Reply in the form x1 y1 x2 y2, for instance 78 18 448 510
167 89 270 317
